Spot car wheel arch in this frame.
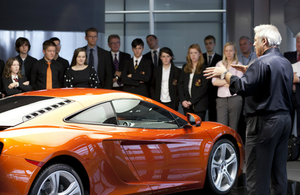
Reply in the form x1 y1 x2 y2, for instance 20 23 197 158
204 135 241 194
29 155 90 195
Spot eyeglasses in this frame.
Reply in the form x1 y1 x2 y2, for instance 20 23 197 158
109 42 120 45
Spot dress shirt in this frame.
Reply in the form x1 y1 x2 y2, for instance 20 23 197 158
86 46 98 73
207 53 215 65
133 56 143 68
160 65 171 103
212 61 243 98
230 47 293 116
238 51 257 65
12 75 19 87
151 48 160 65
30 58 63 90
188 72 194 97
111 51 122 87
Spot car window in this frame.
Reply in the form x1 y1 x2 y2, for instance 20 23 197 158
66 102 117 125
112 99 179 129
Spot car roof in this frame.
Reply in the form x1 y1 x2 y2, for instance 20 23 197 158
15 88 148 107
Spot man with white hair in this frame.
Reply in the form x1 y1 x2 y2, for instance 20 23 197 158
204 24 293 195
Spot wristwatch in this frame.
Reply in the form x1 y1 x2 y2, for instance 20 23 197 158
220 70 229 79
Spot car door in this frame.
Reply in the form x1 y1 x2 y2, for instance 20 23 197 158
111 99 212 193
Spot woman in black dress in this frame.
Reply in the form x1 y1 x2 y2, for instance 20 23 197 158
63 48 98 88
2 57 32 96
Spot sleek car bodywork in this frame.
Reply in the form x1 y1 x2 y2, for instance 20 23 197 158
0 88 244 195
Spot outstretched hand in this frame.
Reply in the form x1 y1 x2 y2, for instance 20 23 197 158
203 66 227 79
231 64 248 73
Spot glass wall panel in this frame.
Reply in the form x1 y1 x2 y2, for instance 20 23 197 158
125 23 149 56
154 13 223 22
154 0 224 10
155 22 222 67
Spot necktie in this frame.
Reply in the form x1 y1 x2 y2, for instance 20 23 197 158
89 49 94 67
208 56 212 66
134 60 138 70
298 54 300 62
153 50 158 67
46 62 52 89
13 78 18 82
21 60 25 75
114 54 121 86
114 54 119 71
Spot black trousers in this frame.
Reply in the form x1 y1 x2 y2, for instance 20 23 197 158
245 111 291 195
291 93 300 141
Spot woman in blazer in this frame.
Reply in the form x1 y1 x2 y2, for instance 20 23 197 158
178 44 209 120
150 47 181 110
2 57 32 96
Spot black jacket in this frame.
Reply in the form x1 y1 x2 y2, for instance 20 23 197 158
178 63 209 112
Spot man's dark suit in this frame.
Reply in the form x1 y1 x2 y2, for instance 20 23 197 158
178 63 209 117
16 55 37 83
143 51 162 67
83 46 113 89
203 53 222 121
122 57 152 97
110 51 131 89
150 65 181 110
284 51 300 141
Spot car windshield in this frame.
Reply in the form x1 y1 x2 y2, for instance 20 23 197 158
0 96 72 127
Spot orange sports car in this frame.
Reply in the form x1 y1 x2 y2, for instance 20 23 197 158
0 88 244 195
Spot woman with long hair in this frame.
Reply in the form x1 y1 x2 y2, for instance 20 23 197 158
2 57 32 96
63 48 98 88
212 42 243 131
178 44 209 120
150 47 181 110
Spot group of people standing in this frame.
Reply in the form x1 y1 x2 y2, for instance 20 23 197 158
0 27 259 135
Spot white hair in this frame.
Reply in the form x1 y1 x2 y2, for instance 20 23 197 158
254 24 282 47
296 32 300 39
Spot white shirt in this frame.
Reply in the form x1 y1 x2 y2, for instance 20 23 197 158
133 56 143 68
11 75 19 87
188 72 194 97
160 65 171 103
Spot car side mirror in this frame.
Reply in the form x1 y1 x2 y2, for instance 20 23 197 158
186 113 202 127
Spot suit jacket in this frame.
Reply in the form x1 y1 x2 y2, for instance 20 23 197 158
150 65 181 110
143 51 162 67
284 51 300 103
110 51 131 84
203 53 222 68
0 59 4 94
178 64 209 112
56 56 69 73
203 53 223 118
83 46 113 89
122 57 152 97
16 54 38 82
2 76 32 96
